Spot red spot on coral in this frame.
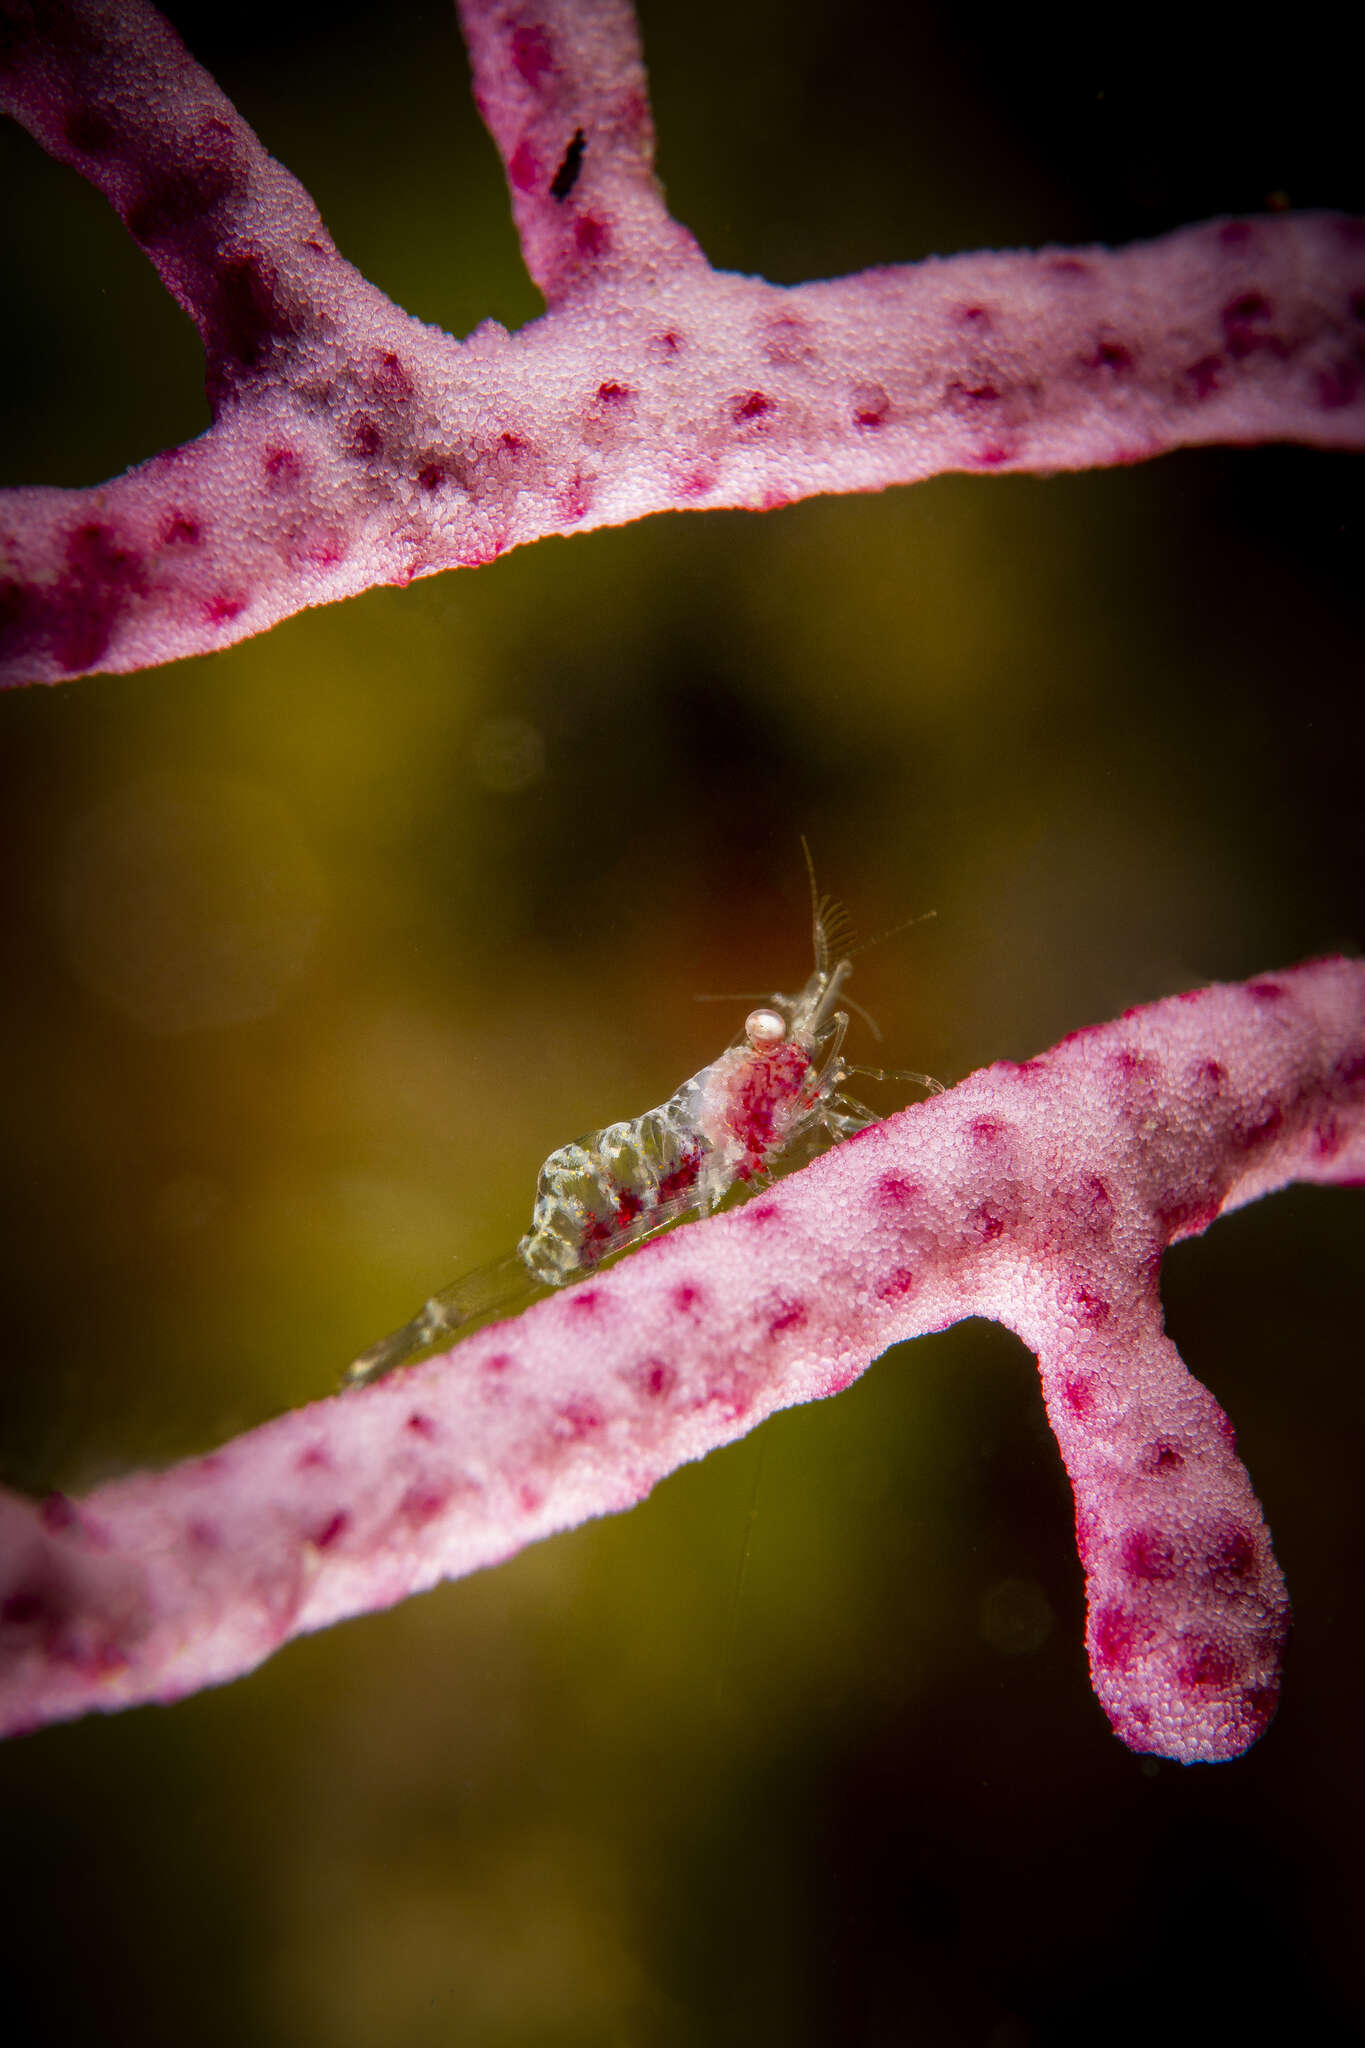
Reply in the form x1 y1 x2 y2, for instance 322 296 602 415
876 1266 916 1301
417 461 446 491
947 379 1000 409
349 416 382 458
126 119 241 247
1185 354 1223 399
568 1288 603 1316
636 1359 677 1398
400 1484 450 1527
369 350 413 401
556 1400 604 1440
745 1201 781 1226
671 1281 702 1314
1177 1640 1236 1690
48 522 146 672
1202 1059 1228 1090
1335 1049 1365 1092
38 1493 80 1534
557 474 594 523
483 1353 513 1376
1122 1529 1176 1581
1313 1113 1343 1159
1317 360 1362 409
650 329 683 355
958 305 990 327
968 1116 1008 1147
208 255 293 387
574 215 610 259
768 1296 808 1336
188 1520 220 1549
1158 1193 1222 1238
1247 979 1287 1002
1145 1439 1185 1474
264 445 300 485
1 1591 44 1625
1072 1286 1111 1328
874 1172 921 1209
314 1511 348 1550
160 512 201 546
306 534 345 570
1092 1604 1136 1671
1218 220 1254 247
509 140 539 192
1222 291 1280 359
1089 337 1134 373
970 1203 1006 1243
1235 1104 1283 1150
596 381 631 407
853 382 891 427
1205 1525 1256 1581
974 444 1012 467
519 1485 543 1514
1061 1372 1095 1418
511 23 553 86
296 1444 329 1472
1048 257 1091 277
731 389 771 424
64 106 118 157
675 467 715 499
203 592 244 626
405 1411 437 1437
762 315 815 365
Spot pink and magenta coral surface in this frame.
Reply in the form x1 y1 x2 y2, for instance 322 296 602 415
1 958 1360 1758
0 0 1361 1763
0 0 1362 683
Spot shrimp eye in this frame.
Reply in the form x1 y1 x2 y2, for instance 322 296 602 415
745 1007 787 1048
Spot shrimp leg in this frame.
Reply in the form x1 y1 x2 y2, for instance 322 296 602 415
344 1252 534 1388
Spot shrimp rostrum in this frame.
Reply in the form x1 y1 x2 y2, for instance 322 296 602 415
344 858 939 1387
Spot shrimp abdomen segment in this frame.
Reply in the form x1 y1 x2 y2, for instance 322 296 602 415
517 1079 713 1286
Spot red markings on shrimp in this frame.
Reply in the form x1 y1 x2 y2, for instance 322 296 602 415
345 856 936 1384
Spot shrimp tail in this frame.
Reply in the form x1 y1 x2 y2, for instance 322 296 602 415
343 1252 533 1388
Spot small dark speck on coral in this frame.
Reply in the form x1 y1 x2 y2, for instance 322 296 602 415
550 128 587 203
405 1411 437 1436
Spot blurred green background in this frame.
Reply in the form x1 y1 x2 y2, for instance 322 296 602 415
1 0 1361 2041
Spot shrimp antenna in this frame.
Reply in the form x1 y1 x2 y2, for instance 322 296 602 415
848 905 937 959
801 836 857 974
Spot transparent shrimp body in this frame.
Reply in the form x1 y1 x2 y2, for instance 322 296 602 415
344 889 937 1387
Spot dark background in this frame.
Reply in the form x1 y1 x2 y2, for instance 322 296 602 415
0 1 1361 2041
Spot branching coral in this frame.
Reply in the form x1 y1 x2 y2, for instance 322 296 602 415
1 957 1360 1758
1 0 1362 683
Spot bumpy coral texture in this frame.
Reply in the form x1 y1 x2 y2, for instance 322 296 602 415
1 0 1362 682
0 958 1360 1759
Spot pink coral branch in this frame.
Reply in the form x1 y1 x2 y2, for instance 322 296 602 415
1 0 1361 685
1 956 1360 1759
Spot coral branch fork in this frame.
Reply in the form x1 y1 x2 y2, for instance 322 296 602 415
1 0 1362 684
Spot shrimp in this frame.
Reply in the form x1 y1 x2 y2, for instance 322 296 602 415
343 851 939 1387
